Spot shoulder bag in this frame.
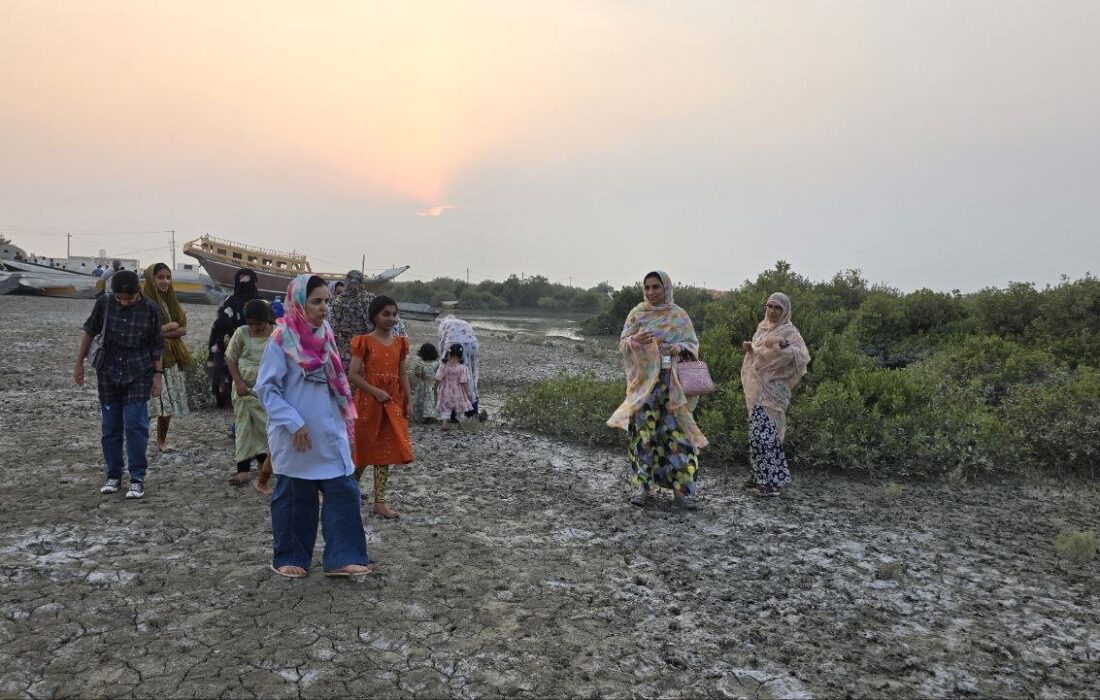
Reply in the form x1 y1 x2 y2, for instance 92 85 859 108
88 296 111 370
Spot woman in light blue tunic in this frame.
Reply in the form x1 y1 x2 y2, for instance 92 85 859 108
255 274 372 578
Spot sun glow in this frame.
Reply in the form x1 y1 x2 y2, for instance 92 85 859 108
0 2 721 211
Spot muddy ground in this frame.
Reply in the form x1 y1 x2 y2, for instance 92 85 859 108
0 294 1097 699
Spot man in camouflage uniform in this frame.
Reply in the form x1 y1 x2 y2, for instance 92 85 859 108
329 269 407 371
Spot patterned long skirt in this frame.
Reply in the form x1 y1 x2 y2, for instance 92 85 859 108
627 370 699 496
748 405 791 488
148 364 190 418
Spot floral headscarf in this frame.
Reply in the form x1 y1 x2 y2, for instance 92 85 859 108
741 292 810 437
607 271 707 449
272 274 357 434
142 263 191 369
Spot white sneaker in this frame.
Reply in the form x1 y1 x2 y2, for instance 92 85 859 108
125 481 145 499
100 478 121 494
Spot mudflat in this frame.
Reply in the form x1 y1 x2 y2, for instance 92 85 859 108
1 295 1097 698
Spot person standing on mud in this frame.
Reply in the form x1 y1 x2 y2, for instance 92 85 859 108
74 270 164 500
436 315 482 421
225 299 274 486
254 274 371 578
607 271 707 510
143 263 191 453
207 268 259 409
740 292 810 497
330 270 407 373
348 295 414 520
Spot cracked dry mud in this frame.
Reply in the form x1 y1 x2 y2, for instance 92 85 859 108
1 295 1098 698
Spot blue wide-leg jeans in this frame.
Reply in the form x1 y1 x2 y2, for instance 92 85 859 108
101 399 150 483
271 474 370 571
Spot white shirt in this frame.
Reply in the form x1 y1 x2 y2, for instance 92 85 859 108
255 341 355 480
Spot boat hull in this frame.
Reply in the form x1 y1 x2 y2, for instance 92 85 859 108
185 250 407 301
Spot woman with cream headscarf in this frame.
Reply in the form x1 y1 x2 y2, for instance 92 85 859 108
740 292 810 497
608 271 707 510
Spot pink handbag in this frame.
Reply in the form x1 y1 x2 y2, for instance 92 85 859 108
677 360 716 396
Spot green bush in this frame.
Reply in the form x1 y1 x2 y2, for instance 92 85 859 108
507 263 1100 481
501 374 624 448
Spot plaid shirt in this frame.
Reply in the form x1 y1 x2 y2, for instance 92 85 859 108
83 295 164 403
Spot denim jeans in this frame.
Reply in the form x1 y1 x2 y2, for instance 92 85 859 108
271 474 369 571
101 399 150 483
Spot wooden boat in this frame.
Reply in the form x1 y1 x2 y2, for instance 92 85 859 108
1 258 222 304
395 302 439 321
183 235 408 301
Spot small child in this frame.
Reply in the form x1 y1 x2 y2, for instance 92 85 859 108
435 343 474 424
225 299 273 486
348 295 414 519
408 342 440 424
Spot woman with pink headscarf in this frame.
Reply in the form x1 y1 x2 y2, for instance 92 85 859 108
254 274 371 578
740 292 810 497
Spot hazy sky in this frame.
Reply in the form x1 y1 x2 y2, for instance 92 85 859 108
2 1 1097 291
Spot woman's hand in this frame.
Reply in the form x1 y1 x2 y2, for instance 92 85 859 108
162 321 180 332
374 389 392 404
633 330 655 346
742 341 753 353
292 427 312 453
234 379 250 396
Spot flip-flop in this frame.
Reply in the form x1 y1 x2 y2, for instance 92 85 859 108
324 565 374 578
254 480 273 497
270 565 307 578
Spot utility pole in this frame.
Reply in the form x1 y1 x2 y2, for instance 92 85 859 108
361 254 365 274
568 276 574 287
67 233 71 258
466 268 470 285
169 230 176 269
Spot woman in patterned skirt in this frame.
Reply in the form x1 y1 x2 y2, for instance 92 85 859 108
607 271 707 510
143 263 191 452
740 292 810 497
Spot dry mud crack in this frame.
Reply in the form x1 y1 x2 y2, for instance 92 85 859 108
1 296 1098 698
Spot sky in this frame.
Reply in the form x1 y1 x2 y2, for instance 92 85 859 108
1 0 1098 292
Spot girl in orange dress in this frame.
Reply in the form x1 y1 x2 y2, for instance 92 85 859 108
348 295 414 519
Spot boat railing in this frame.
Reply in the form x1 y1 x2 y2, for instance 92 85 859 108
190 234 309 263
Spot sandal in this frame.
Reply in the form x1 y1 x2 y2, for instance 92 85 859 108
628 491 654 507
324 564 374 578
673 494 698 510
270 565 307 578
230 473 251 486
743 479 758 491
752 485 781 498
373 504 401 520
254 479 273 497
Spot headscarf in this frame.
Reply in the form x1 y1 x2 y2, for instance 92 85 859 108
272 274 357 435
143 263 191 369
233 268 259 301
607 271 707 449
327 281 342 299
346 269 364 285
741 292 810 432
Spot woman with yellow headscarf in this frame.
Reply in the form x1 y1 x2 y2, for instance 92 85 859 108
143 263 192 451
608 271 707 510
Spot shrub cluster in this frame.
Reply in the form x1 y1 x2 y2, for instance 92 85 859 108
506 263 1100 479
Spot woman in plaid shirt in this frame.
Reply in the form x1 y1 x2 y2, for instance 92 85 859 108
74 270 164 500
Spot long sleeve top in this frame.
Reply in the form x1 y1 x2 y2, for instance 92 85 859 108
82 295 164 387
254 340 355 480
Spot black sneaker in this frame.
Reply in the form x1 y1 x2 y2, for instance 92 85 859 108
125 481 145 499
100 478 121 494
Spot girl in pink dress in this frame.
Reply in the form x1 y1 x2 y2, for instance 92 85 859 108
434 344 474 424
